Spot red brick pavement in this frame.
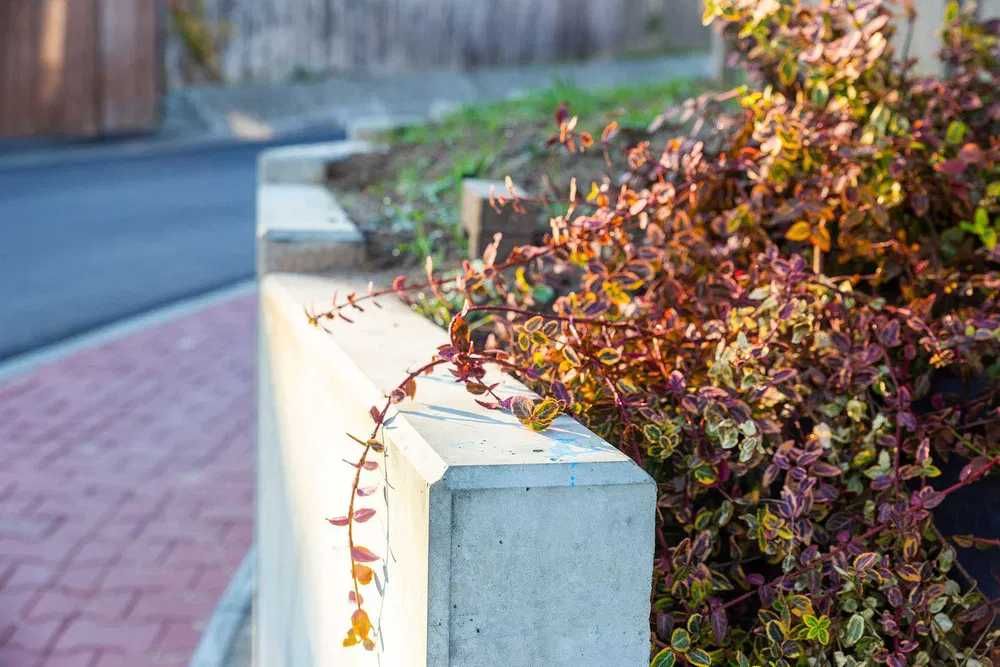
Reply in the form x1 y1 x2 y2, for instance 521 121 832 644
0 292 256 667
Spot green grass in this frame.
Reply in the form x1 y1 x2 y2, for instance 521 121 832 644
389 78 700 146
332 76 704 265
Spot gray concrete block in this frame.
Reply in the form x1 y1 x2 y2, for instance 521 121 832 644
257 140 381 185
256 182 364 275
461 178 542 260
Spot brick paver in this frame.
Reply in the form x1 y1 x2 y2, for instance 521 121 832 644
0 293 256 667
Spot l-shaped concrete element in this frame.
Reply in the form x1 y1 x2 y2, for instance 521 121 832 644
255 141 378 274
255 143 656 666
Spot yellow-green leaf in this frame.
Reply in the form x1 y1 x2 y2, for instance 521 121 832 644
670 627 691 652
651 648 676 667
596 347 622 365
688 648 712 666
785 221 812 242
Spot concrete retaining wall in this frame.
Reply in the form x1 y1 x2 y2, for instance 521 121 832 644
255 144 657 665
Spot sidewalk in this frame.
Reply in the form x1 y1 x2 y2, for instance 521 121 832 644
0 289 257 667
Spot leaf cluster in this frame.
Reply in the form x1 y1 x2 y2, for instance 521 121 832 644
324 1 1000 663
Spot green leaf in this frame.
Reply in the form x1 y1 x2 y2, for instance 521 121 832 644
981 226 997 250
933 612 953 633
945 0 959 21
975 207 989 229
693 465 717 486
844 613 865 646
766 620 786 645
532 284 555 303
811 79 829 107
946 120 968 145
670 627 691 653
804 614 832 644
688 648 713 666
778 56 798 87
650 648 676 667
686 613 703 636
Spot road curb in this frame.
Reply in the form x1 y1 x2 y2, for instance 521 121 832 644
189 546 255 667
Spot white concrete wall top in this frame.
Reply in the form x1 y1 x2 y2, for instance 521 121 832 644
266 272 647 483
256 183 360 244
257 139 381 184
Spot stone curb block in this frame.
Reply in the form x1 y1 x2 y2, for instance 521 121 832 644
256 140 382 275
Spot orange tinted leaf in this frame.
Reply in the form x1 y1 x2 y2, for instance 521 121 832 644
353 563 374 584
601 120 620 143
786 221 812 241
352 608 372 636
402 377 417 399
812 225 832 251
629 199 647 216
449 314 471 350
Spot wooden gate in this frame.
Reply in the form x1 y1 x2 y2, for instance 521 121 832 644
0 0 161 139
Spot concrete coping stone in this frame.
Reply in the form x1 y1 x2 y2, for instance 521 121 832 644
257 139 383 185
255 182 365 274
263 271 652 489
255 138 388 274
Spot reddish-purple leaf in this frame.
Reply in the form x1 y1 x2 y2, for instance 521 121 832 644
710 603 729 643
810 462 842 477
327 516 350 527
853 552 879 572
357 486 378 497
935 158 967 177
351 545 380 562
354 508 376 523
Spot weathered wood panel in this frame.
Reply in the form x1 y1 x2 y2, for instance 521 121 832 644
97 0 161 133
0 0 159 138
0 1 100 137
165 0 710 86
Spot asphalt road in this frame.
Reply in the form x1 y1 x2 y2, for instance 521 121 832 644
0 130 344 361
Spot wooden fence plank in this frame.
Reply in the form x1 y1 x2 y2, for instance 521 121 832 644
165 0 710 86
0 0 158 139
97 0 160 133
